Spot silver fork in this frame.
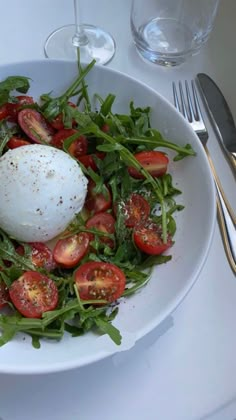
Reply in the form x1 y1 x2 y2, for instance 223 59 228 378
173 80 236 275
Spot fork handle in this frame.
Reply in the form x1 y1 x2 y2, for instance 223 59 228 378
205 146 236 274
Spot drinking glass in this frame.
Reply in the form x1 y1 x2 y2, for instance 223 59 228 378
130 0 220 66
44 0 116 65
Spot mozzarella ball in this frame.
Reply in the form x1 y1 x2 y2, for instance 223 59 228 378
0 144 88 242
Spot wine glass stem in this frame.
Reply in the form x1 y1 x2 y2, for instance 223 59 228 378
72 0 89 47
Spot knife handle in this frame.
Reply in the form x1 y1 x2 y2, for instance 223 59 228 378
205 146 236 274
229 152 236 172
216 185 236 274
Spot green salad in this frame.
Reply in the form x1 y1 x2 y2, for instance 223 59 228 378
0 60 195 348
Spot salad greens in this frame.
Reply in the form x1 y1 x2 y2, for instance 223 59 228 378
0 60 195 348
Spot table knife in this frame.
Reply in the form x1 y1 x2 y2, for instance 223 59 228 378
196 73 236 172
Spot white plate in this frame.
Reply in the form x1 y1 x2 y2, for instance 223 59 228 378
0 59 215 374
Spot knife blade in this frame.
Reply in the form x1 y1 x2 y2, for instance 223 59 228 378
196 73 236 171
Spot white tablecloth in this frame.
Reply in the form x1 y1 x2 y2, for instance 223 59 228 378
0 1 236 419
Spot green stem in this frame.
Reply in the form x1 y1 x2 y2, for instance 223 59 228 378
119 136 196 157
60 59 96 102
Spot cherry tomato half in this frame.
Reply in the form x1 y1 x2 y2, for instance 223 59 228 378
0 104 10 121
30 242 56 271
85 179 112 214
50 102 77 130
86 212 116 248
68 135 88 158
9 271 59 318
51 128 88 157
7 136 32 149
77 153 106 172
75 261 126 302
16 242 56 272
115 193 150 228
18 109 55 143
0 280 9 309
133 221 173 255
53 232 90 268
128 151 169 179
101 123 110 133
7 95 34 122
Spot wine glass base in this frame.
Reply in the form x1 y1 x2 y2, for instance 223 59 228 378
44 24 116 65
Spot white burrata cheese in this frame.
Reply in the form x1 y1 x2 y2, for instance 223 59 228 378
0 144 88 242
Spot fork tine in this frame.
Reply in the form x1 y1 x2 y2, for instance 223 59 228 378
185 81 195 123
191 80 204 123
178 81 188 119
172 82 181 112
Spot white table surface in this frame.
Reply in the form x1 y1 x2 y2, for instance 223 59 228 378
0 1 236 419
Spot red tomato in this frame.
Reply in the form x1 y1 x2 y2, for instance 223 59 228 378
128 151 169 179
9 271 59 318
7 95 34 122
77 153 106 172
50 102 77 130
133 221 173 255
101 123 110 133
16 242 56 271
30 242 56 271
51 128 76 149
85 179 111 214
115 193 150 228
7 136 32 149
68 135 88 158
18 109 54 143
0 104 10 121
74 261 126 302
53 232 90 268
51 128 88 156
0 280 9 309
86 212 116 248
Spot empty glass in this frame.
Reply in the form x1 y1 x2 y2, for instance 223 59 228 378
44 0 115 65
130 0 220 66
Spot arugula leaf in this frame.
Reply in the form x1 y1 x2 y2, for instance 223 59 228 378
0 325 17 347
0 76 30 93
41 60 96 121
94 317 122 345
0 121 19 156
0 76 30 106
98 93 116 116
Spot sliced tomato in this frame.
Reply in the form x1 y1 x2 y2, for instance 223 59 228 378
0 280 9 309
86 212 115 248
68 135 88 158
0 104 10 121
18 109 55 143
7 136 32 149
51 128 88 157
133 221 173 255
115 193 150 228
128 151 169 179
51 128 75 149
7 95 34 122
101 123 110 133
53 232 90 268
74 261 126 302
9 271 59 318
50 102 77 130
16 242 56 271
77 152 106 171
85 179 112 214
30 242 56 271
